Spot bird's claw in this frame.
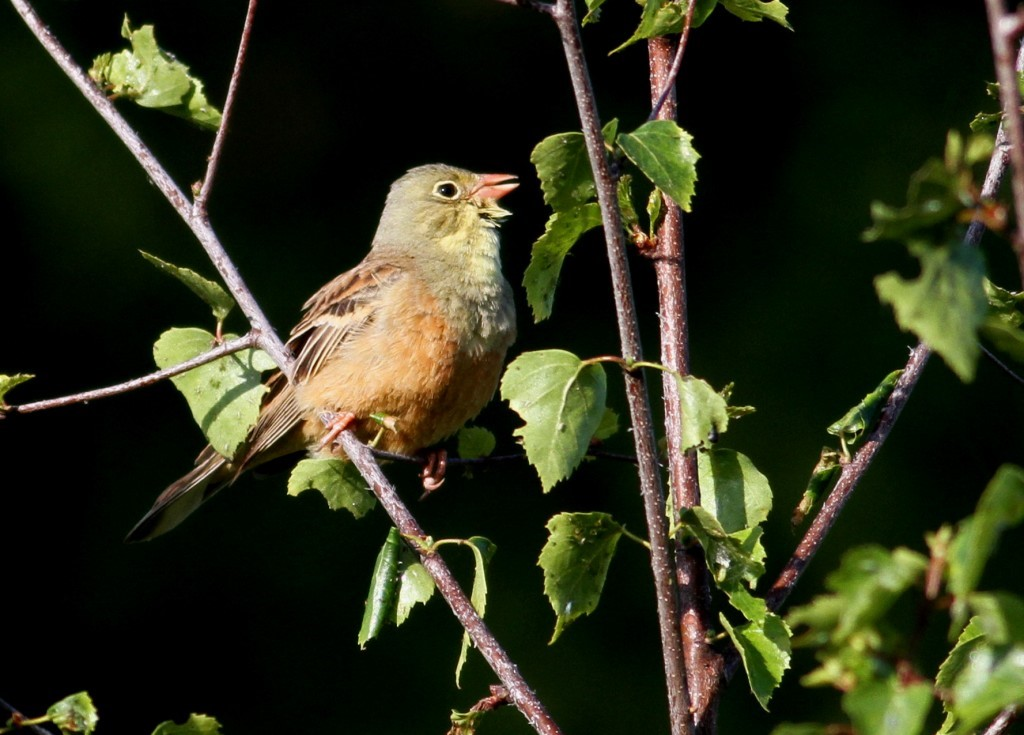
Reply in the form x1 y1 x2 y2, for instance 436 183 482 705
419 449 448 499
318 411 357 450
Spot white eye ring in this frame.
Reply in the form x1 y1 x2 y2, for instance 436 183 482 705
433 181 461 199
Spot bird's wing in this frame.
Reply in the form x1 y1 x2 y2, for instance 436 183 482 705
289 260 404 384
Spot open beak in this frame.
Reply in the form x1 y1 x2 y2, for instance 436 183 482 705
472 173 519 201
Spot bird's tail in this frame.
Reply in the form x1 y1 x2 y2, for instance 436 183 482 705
125 447 234 542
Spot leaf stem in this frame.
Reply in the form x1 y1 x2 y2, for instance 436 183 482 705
547 1 692 732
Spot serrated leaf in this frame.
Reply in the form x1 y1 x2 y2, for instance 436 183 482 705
523 204 603 321
501 350 607 490
0 373 34 406
531 132 596 211
153 327 275 458
677 376 730 451
948 465 1024 629
617 120 699 211
593 407 620 441
140 251 235 324
720 611 792 710
581 0 608 25
151 714 223 735
720 0 792 29
457 426 496 460
286 457 376 518
358 528 402 648
394 549 435 626
680 505 766 590
697 447 772 532
969 592 1024 646
456 536 497 686
88 17 222 130
47 692 98 735
875 241 987 382
539 512 623 642
827 369 903 452
842 678 933 735
611 0 687 54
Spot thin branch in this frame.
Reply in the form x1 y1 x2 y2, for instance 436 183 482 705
5 333 259 415
647 34 719 732
548 2 692 733
981 706 1020 735
194 0 258 214
339 432 563 735
10 0 295 376
984 0 1024 284
648 2 696 122
0 697 59 735
492 0 555 14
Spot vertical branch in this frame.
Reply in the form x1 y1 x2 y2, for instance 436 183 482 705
548 2 693 733
984 1 1024 283
648 32 721 732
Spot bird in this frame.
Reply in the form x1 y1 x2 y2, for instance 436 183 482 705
126 163 518 541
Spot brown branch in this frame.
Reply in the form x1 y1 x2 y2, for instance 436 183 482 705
10 0 295 376
647 35 719 733
4 333 259 415
981 706 1020 735
984 0 1024 285
339 432 564 735
194 0 259 214
546 2 692 733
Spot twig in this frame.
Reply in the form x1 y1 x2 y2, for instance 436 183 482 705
193 0 258 214
547 1 692 733
981 706 1019 735
5 333 259 415
492 0 555 15
0 697 56 735
369 447 640 466
648 1 696 122
10 0 295 376
984 0 1024 284
760 38 1023 618
339 432 563 735
647 35 719 732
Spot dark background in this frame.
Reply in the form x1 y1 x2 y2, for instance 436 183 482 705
3 1 1022 733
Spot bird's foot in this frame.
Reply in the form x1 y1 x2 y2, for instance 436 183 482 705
418 449 448 499
318 411 358 450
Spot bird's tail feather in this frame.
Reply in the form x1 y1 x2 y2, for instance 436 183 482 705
125 448 233 542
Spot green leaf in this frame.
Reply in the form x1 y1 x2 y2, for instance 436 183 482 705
539 512 624 642
501 350 608 491
875 241 987 381
151 714 223 735
610 0 687 54
531 131 596 212
842 678 933 735
47 692 98 735
358 528 402 648
792 448 843 527
677 375 730 451
0 373 34 406
969 592 1024 646
769 725 831 735
948 465 1024 628
823 546 926 641
581 0 609 25
827 369 903 453
456 536 497 685
523 204 604 321
286 457 376 518
140 251 235 324
617 120 700 211
153 327 276 458
936 617 985 694
719 611 792 710
88 17 222 130
680 505 766 590
457 426 496 460
394 549 435 626
697 447 773 532
720 0 792 29
593 407 620 442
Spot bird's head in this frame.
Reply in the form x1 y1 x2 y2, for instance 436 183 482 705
372 164 519 254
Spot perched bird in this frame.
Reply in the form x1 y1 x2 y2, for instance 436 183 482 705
127 164 518 541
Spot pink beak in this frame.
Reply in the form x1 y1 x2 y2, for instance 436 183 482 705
473 173 519 200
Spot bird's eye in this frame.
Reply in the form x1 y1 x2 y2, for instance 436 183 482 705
434 181 460 199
